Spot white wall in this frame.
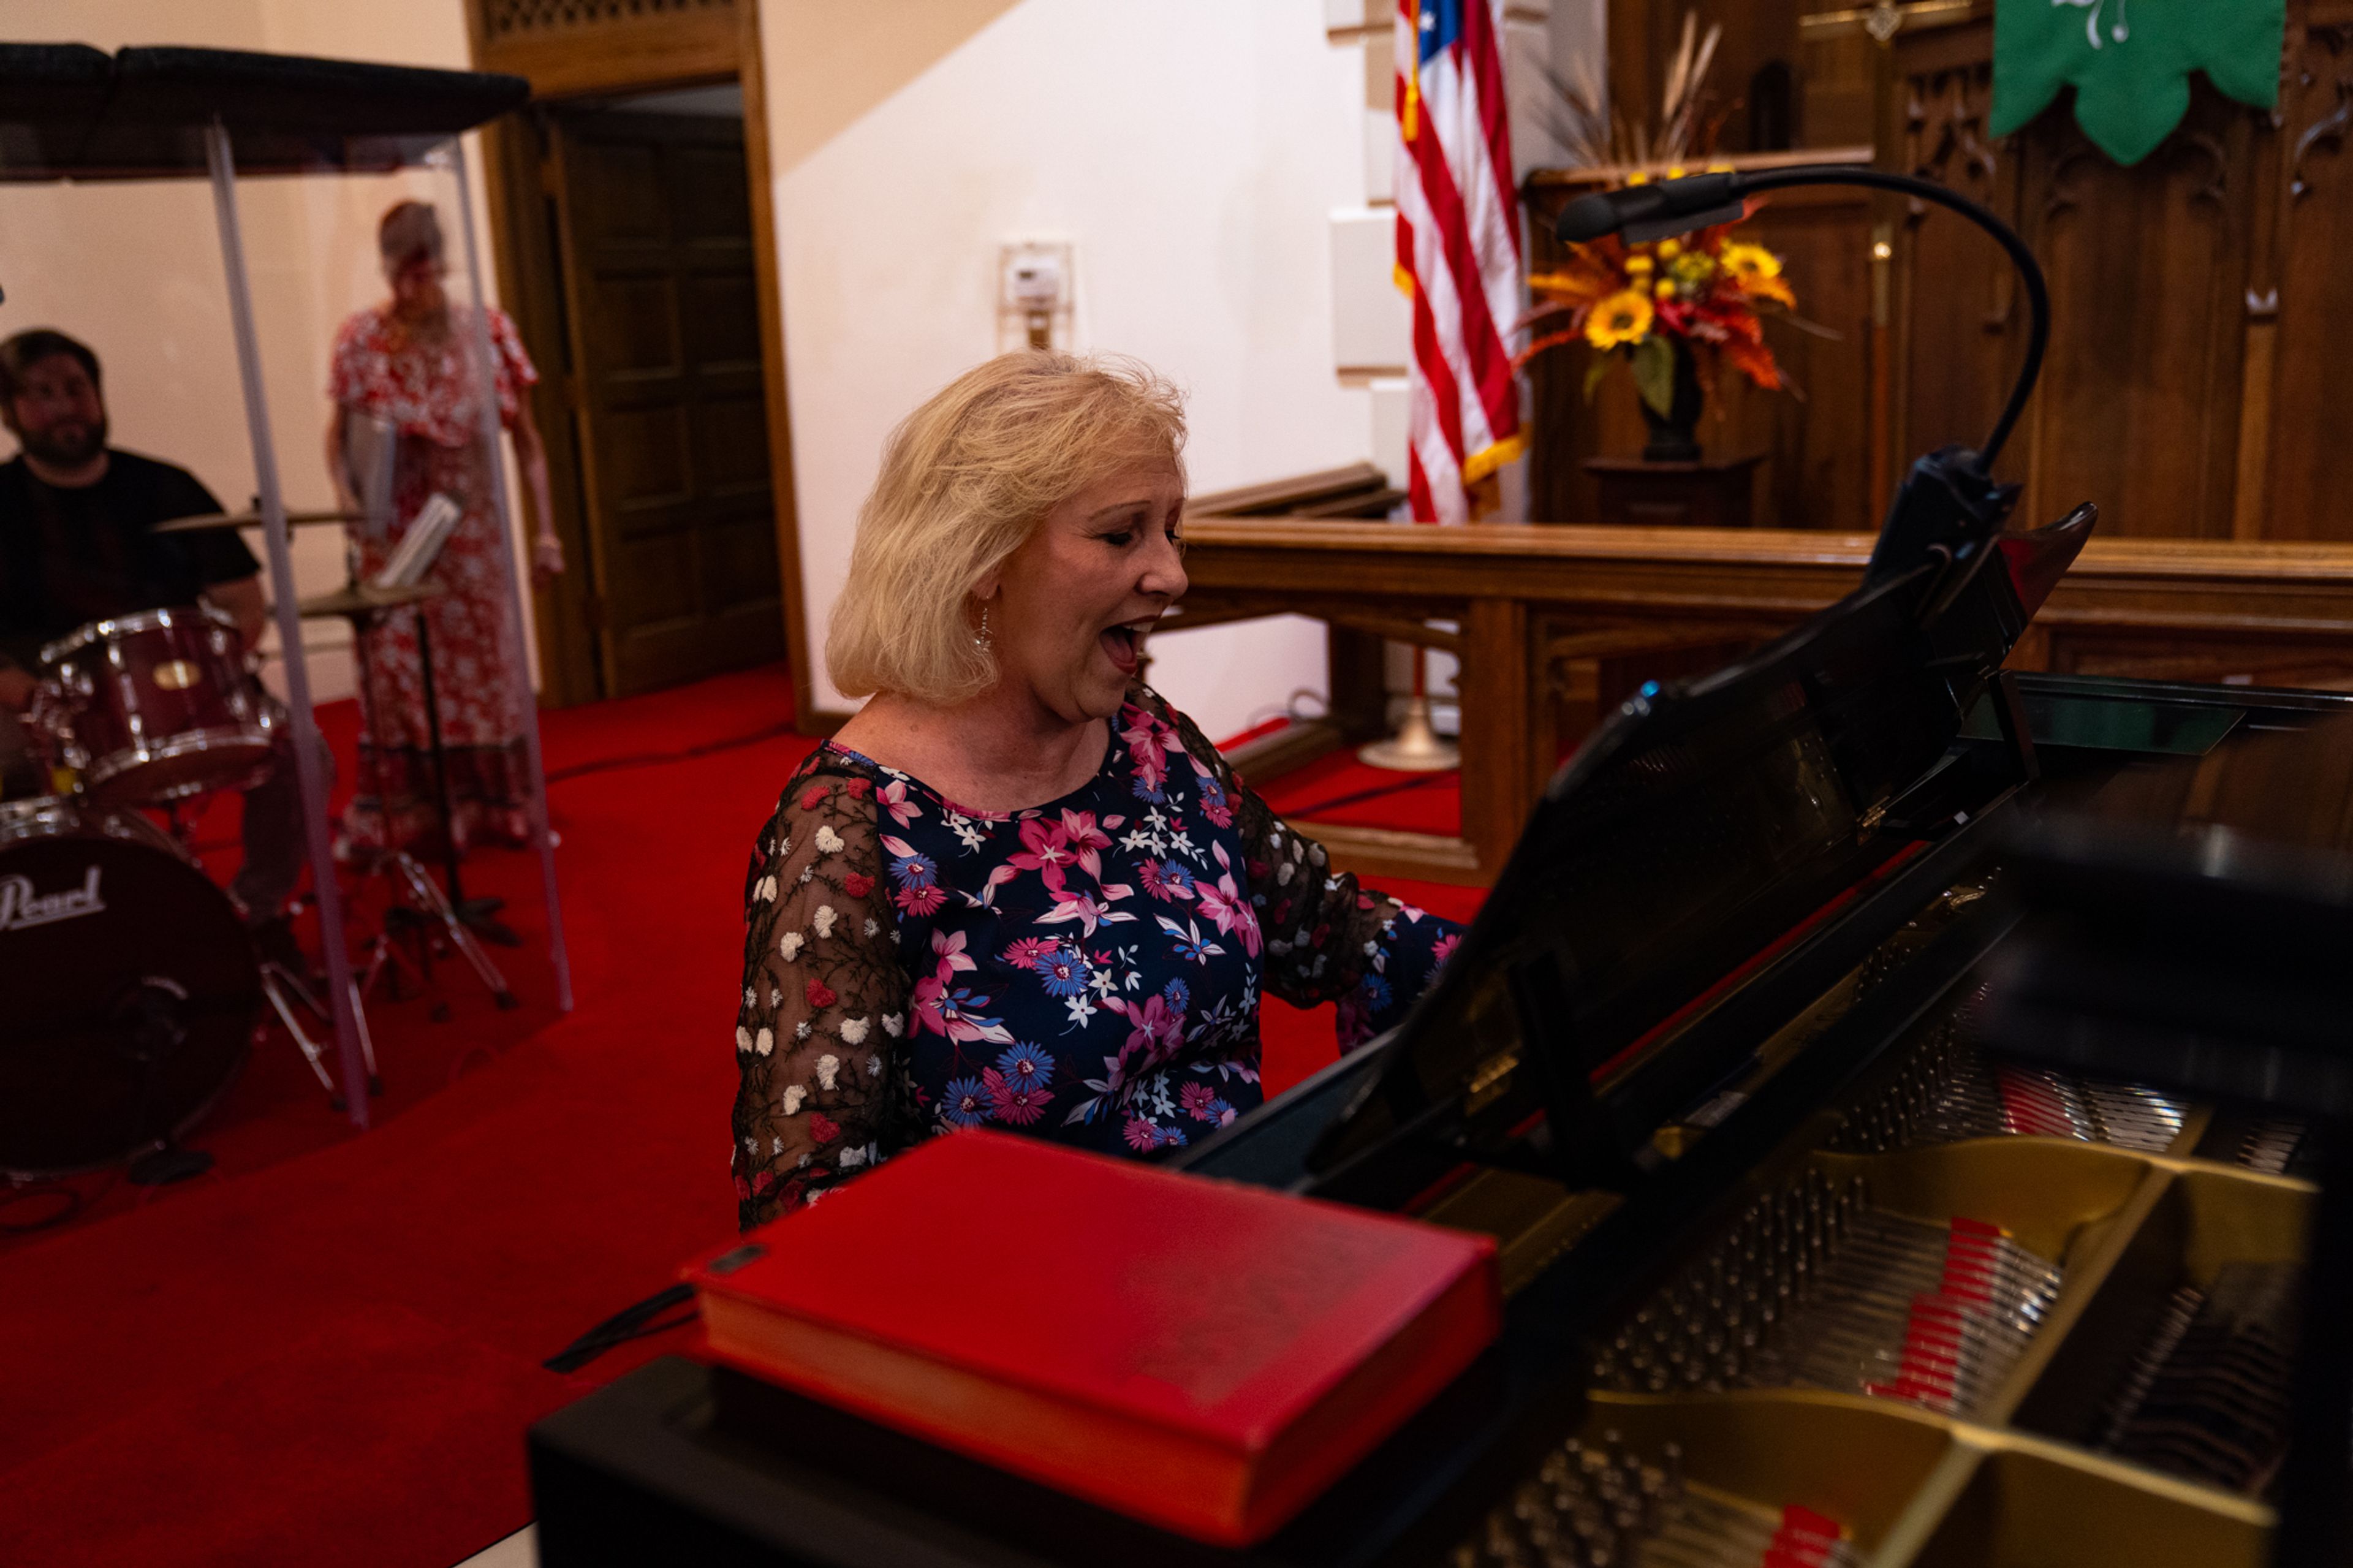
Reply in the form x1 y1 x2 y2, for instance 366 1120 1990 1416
760 0 1375 741
0 0 512 704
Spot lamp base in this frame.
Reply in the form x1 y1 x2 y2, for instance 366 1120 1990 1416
1357 695 1460 772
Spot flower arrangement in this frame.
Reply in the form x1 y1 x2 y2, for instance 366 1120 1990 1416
1515 170 1797 425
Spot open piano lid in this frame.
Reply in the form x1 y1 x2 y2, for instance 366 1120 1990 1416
1303 499 2097 1193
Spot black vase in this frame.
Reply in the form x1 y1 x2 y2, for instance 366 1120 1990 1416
1639 337 1705 463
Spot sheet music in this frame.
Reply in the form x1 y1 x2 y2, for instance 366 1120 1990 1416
371 491 461 590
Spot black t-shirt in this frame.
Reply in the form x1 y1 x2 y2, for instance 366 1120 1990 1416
0 450 260 671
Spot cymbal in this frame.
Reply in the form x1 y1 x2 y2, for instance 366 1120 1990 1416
154 508 366 534
295 581 445 621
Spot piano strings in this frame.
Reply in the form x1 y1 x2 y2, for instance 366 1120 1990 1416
1828 983 2189 1156
1452 1430 1860 1568
2091 1262 2301 1497
1588 1168 2062 1419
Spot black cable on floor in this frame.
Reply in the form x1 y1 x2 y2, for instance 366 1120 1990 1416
544 1282 699 1372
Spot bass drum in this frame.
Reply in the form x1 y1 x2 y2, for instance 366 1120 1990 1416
0 798 260 1178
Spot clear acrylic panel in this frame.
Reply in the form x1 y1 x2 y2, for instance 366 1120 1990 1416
0 122 567 1162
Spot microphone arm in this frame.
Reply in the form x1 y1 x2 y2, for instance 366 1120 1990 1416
1553 165 2049 474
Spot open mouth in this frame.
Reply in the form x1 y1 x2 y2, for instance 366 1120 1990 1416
1099 621 1149 675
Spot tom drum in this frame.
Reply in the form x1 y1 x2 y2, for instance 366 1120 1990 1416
37 605 277 806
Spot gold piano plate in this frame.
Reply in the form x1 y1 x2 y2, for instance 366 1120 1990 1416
1545 1113 2316 1564
1891 1436 2272 1568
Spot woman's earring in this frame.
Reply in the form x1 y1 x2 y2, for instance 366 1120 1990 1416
974 603 993 653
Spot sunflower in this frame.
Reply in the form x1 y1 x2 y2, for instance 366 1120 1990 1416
1721 241 1795 307
1585 288 1655 349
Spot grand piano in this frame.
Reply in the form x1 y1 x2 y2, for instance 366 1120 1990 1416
526 481 2352 1567
528 172 2353 1567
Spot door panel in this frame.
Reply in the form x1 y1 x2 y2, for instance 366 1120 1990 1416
552 105 786 696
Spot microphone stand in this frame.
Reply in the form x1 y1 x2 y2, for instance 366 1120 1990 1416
1553 165 2051 599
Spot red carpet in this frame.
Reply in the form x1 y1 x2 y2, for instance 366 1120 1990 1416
1248 731 1482 1094
0 672 1482 1568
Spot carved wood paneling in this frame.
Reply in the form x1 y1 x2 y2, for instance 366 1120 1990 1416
480 0 732 44
1892 42 2021 488
2265 21 2353 539
468 0 740 99
2016 90 2255 537
1555 0 2353 543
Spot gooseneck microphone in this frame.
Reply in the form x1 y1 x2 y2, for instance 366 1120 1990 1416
1555 164 2055 591
1553 165 2048 476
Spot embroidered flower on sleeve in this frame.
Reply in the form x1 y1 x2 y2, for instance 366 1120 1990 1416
735 1025 753 1054
776 930 804 963
840 1017 871 1045
756 1028 774 1058
782 1085 806 1115
813 905 837 939
814 824 846 855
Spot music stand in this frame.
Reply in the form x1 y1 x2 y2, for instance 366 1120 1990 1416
299 581 517 1012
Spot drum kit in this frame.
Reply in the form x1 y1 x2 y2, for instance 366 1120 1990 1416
0 506 507 1190
2 600 290 1184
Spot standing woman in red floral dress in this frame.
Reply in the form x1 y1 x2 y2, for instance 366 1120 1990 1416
324 200 564 855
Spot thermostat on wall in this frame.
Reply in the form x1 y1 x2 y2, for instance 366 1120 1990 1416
999 241 1072 350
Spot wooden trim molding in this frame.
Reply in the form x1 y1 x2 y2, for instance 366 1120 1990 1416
465 0 814 724
737 2 820 733
474 5 740 98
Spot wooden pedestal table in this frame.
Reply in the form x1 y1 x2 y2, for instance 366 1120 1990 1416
1583 453 1767 529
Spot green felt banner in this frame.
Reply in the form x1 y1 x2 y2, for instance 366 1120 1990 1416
1991 0 2284 166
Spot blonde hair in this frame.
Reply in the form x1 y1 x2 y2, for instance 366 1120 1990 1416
826 350 1187 705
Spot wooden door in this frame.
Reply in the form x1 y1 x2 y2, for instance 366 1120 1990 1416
550 105 785 696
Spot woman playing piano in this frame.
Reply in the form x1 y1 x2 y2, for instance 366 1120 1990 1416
731 351 1463 1227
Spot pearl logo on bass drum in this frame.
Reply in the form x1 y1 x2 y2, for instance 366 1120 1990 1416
0 866 106 932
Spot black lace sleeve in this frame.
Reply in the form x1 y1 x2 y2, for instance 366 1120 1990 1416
1159 695 1463 1051
733 757 913 1228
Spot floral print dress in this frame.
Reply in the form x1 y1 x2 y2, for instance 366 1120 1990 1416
732 686 1462 1228
328 303 539 853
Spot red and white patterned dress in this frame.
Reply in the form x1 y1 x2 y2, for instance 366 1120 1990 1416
328 303 537 855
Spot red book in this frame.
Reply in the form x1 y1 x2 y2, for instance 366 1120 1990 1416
687 1129 1501 1546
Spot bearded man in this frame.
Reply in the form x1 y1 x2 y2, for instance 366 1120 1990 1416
0 328 309 947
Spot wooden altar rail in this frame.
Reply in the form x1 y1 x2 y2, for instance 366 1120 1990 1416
1171 520 2353 886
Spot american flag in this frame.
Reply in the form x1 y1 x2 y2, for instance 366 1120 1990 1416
1394 0 1525 523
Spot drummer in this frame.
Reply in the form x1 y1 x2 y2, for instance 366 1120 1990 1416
0 328 308 945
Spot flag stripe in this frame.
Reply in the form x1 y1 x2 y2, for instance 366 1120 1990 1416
1395 0 1521 523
